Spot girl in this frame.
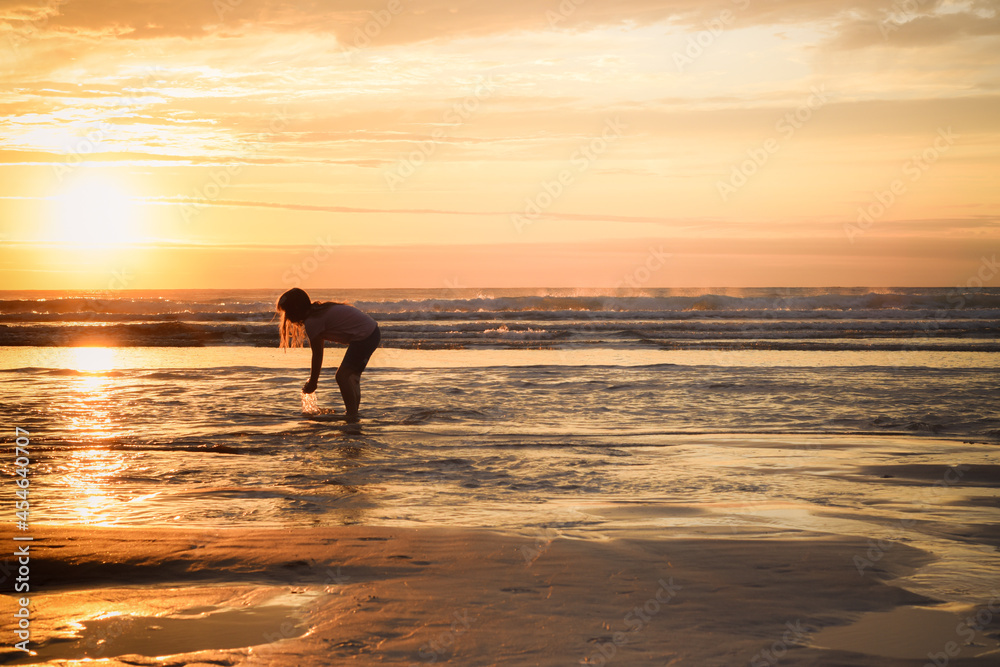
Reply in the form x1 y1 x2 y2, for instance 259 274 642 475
275 288 380 419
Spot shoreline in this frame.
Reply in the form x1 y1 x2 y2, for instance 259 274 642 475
3 345 1000 373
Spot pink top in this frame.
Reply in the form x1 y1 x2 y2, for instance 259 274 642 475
304 303 377 345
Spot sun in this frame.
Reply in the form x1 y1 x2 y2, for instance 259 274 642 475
49 173 140 247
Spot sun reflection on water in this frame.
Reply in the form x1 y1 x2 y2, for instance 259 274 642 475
64 448 129 525
66 347 118 438
61 347 127 524
71 347 117 372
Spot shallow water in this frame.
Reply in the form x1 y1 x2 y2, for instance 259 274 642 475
811 604 997 660
2 345 999 609
1 586 320 666
9 598 313 664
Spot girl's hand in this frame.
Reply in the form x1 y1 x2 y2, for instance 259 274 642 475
303 379 318 394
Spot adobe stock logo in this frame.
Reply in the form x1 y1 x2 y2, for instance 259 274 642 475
843 127 958 244
716 85 829 202
672 0 750 72
511 117 627 232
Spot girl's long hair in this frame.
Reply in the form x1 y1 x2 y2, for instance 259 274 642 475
276 289 338 349
276 288 312 349
278 311 307 349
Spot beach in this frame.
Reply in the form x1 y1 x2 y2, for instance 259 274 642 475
8 518 994 667
4 0 1000 657
2 289 999 665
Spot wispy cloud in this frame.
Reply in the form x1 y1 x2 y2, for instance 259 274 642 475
1 0 998 287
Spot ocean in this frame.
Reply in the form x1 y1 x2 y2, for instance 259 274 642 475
2 287 1000 664
2 286 997 532
2 287 999 351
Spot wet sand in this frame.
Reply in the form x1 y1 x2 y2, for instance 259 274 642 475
5 521 1000 666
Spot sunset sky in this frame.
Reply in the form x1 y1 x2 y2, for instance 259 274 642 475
1 0 998 289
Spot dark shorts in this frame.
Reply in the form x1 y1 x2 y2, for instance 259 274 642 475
340 324 380 374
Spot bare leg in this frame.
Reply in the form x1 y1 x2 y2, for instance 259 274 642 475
336 367 361 419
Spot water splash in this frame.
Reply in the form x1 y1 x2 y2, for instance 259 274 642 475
301 391 336 416
301 391 320 415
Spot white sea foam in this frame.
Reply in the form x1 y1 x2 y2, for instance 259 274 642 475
3 288 998 350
